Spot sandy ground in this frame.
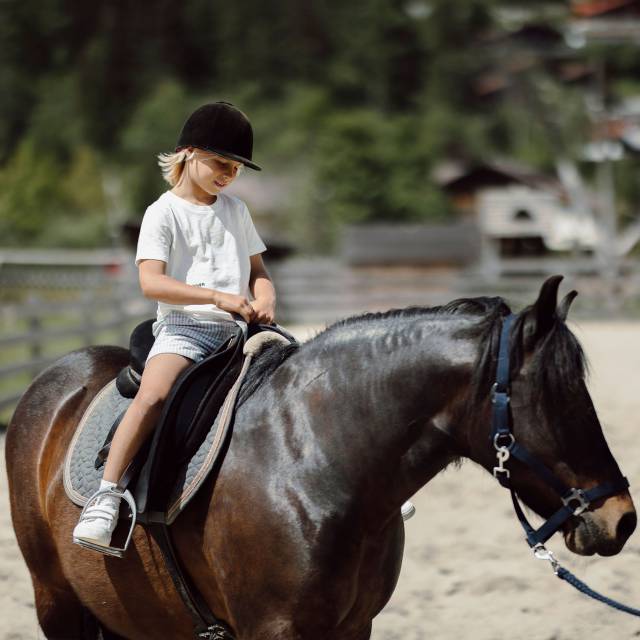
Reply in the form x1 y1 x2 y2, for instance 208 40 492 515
2 322 640 639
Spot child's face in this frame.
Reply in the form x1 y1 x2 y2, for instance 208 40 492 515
187 148 243 195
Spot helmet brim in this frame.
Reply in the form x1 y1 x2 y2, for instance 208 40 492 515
176 145 262 171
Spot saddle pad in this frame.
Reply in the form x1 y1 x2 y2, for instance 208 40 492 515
63 378 230 525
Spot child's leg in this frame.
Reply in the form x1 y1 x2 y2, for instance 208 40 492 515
103 353 193 483
73 353 192 549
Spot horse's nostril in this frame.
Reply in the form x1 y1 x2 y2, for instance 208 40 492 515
616 511 637 542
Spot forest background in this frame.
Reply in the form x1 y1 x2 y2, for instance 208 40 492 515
2 0 639 253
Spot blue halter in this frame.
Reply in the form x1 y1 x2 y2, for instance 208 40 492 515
491 313 630 547
491 313 640 617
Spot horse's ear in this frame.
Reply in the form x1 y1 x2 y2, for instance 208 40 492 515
522 275 563 348
557 290 578 322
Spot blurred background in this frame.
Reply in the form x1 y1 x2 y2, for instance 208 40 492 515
2 0 640 421
4 2 640 638
0 0 640 420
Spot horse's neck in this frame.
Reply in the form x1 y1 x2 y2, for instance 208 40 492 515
302 316 479 521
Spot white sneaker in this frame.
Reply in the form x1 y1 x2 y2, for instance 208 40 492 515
73 488 121 548
401 500 416 521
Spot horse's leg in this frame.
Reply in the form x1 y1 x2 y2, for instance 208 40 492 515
31 574 99 639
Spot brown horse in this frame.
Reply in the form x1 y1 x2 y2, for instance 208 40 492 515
6 276 636 639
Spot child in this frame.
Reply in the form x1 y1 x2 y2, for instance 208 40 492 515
73 101 276 552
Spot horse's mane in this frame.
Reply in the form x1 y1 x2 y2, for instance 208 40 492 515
238 296 588 411
322 296 509 332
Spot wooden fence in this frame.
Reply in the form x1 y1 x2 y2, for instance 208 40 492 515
0 288 154 417
3 251 639 422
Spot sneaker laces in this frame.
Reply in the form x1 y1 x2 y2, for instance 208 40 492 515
81 491 120 523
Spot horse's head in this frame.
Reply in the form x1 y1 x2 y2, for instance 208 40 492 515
474 276 635 557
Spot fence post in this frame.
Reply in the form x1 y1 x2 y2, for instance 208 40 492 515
113 287 129 347
26 294 42 378
81 290 95 347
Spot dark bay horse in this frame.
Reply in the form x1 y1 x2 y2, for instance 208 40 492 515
6 276 636 639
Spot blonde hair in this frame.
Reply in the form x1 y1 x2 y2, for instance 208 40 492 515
157 148 197 186
157 148 245 186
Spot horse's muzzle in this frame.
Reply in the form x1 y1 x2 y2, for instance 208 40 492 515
564 493 637 556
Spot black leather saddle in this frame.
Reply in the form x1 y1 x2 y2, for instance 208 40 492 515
97 318 295 516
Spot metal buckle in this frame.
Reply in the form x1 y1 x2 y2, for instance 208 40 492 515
562 488 589 516
493 432 515 451
493 465 511 480
533 543 560 575
491 382 510 404
198 626 233 640
493 445 512 480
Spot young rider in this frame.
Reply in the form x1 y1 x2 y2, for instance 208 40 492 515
73 101 276 552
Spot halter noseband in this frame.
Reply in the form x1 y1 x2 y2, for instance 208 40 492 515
490 313 630 551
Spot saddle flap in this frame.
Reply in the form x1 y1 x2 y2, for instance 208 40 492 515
134 328 245 514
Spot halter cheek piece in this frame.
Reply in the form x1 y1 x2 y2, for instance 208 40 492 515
490 313 630 552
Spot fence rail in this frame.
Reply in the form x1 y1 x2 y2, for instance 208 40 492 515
0 287 154 416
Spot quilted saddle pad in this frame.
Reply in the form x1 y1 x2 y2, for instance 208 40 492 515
63 378 230 525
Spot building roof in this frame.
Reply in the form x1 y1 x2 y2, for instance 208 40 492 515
436 160 561 195
572 0 640 18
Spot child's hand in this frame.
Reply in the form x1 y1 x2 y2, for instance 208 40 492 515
251 297 276 325
213 292 255 323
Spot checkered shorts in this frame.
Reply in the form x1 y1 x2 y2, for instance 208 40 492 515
146 311 245 364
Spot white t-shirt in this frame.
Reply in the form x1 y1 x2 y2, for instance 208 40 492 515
135 190 266 322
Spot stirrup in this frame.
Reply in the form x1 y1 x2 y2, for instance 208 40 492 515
73 487 138 558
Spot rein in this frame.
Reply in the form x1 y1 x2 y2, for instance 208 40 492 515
491 313 640 617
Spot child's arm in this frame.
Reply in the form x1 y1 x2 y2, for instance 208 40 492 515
249 254 276 324
139 259 256 323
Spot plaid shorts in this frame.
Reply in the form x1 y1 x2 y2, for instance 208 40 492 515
146 311 244 364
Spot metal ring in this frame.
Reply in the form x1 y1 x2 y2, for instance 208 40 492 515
493 432 515 451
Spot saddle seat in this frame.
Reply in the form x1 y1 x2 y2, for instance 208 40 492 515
114 318 156 397
96 318 295 517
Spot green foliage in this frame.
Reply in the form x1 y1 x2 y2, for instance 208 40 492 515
286 108 448 250
0 137 66 244
313 110 443 223
1 0 639 252
118 80 192 215
28 71 86 161
0 138 109 247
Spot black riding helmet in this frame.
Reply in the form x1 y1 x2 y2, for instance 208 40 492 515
175 101 261 171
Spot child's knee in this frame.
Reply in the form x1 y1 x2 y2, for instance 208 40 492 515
133 390 167 416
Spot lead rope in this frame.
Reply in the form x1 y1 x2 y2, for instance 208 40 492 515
528 536 640 617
